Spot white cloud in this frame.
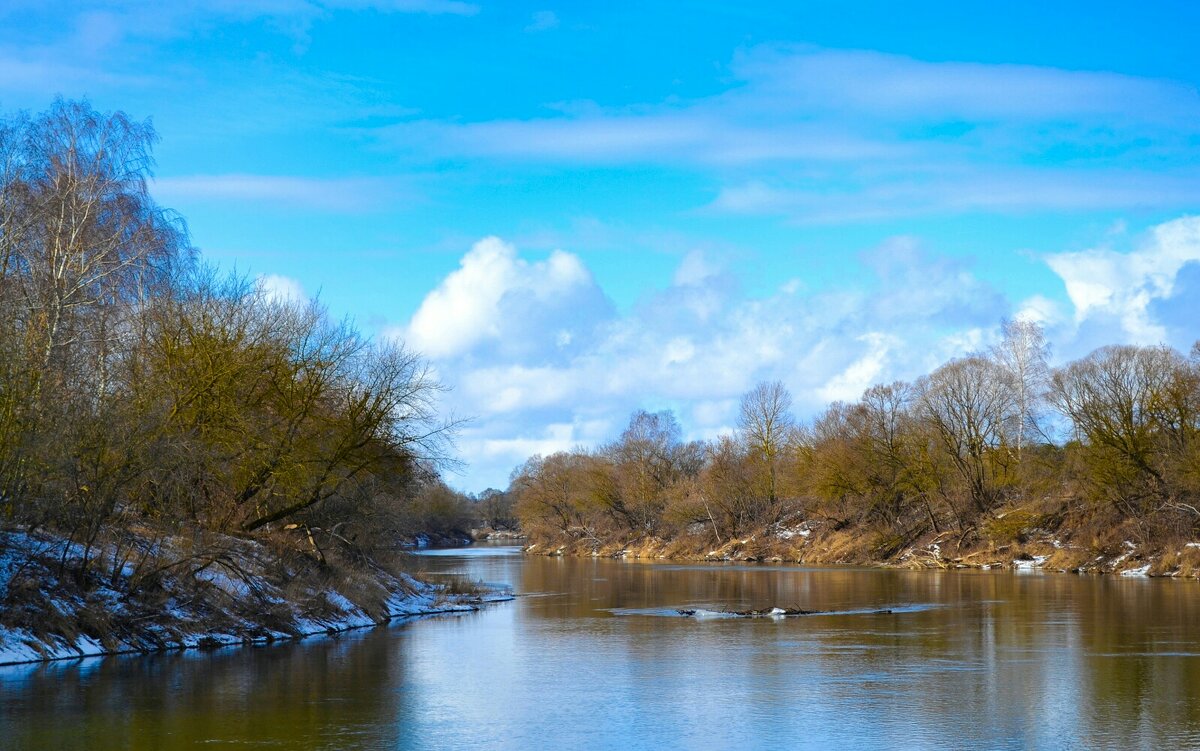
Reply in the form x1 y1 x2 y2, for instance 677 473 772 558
454 417 616 484
732 45 1198 121
710 170 1200 222
400 236 609 359
408 236 1028 489
461 364 581 415
371 45 1199 185
358 44 1200 224
662 337 696 366
1013 295 1065 327
478 423 577 461
424 220 1200 484
257 273 307 304
420 222 1200 490
388 115 902 165
152 174 408 212
1045 215 1200 344
817 333 894 403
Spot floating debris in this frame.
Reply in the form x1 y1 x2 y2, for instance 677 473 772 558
674 606 894 618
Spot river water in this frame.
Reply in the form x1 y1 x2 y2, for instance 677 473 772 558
3 545 1200 750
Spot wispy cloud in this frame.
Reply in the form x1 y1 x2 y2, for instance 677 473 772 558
0 0 479 95
709 169 1200 222
375 46 1200 161
386 115 903 164
731 45 1200 121
152 174 415 212
358 44 1200 222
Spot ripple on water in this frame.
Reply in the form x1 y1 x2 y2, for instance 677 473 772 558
606 603 941 619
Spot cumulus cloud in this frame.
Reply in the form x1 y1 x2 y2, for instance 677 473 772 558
398 236 613 360
816 333 895 403
672 250 722 287
405 236 1028 489
411 219 1200 490
1045 215 1200 349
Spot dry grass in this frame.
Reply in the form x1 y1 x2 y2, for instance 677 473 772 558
524 500 1200 579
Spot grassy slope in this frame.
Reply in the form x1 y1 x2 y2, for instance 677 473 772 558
524 506 1200 579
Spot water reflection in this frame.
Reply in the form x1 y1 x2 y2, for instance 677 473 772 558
3 547 1199 750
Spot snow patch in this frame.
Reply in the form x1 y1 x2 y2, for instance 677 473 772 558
773 523 812 541
0 531 512 667
1013 555 1047 571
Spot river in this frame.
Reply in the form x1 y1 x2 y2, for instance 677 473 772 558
3 545 1200 750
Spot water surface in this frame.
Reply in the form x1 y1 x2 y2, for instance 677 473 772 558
3 546 1200 750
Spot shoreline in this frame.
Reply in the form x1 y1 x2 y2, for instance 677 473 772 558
0 592 513 669
0 529 512 668
522 522 1200 579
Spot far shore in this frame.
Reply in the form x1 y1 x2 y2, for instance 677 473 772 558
521 521 1200 580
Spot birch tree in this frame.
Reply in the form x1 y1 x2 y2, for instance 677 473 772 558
990 318 1050 459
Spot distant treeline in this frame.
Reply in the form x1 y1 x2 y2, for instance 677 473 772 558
512 320 1200 556
0 99 472 582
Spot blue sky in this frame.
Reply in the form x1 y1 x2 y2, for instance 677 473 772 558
3 1 1199 490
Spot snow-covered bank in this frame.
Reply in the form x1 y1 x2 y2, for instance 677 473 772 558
0 529 511 667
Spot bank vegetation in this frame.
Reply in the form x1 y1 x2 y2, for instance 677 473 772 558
0 100 489 662
513 321 1200 577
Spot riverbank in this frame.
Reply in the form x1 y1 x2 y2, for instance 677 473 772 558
525 513 1200 579
0 529 510 667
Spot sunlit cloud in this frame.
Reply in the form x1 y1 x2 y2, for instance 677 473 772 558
406 216 1200 489
257 273 308 304
1045 214 1200 350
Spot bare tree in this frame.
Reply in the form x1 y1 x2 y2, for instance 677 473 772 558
1049 344 1197 517
609 410 685 534
917 356 1018 515
738 381 795 507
